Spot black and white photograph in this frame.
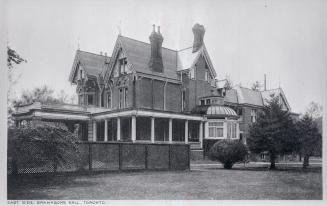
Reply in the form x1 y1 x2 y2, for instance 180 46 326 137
1 0 326 204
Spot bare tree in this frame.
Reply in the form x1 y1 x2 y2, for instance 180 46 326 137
224 75 233 90
251 81 262 91
305 101 322 119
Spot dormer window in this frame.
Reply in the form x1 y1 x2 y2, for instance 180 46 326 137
200 100 205 106
206 99 211 105
119 58 127 74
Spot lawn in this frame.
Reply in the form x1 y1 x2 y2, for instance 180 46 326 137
7 163 322 200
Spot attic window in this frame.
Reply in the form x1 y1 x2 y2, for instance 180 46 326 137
119 58 127 74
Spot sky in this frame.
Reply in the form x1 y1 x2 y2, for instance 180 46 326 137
5 0 327 114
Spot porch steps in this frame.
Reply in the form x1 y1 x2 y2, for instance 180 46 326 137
189 142 202 150
190 149 204 161
189 142 204 160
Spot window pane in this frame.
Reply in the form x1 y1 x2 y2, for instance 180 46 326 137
107 90 111 108
124 88 128 107
227 123 231 138
216 128 223 137
88 95 93 105
209 128 215 137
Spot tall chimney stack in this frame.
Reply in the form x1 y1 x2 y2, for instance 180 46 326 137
149 24 164 72
192 23 205 53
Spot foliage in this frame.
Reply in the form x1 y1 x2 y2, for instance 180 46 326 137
208 140 248 169
7 47 27 125
8 123 82 174
224 75 233 90
295 114 322 168
251 81 262 91
7 46 27 70
247 95 298 169
13 85 60 106
305 101 322 119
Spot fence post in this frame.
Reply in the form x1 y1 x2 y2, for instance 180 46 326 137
168 144 171 170
88 143 92 171
145 145 148 170
118 143 122 171
188 144 191 170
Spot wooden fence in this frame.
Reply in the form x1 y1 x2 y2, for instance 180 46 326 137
8 142 190 175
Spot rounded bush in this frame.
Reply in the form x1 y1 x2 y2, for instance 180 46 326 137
208 140 248 169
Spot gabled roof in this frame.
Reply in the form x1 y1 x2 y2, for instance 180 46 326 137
224 86 291 111
177 47 201 70
118 36 179 80
261 88 291 110
176 44 217 78
235 87 264 106
104 35 217 81
69 50 110 83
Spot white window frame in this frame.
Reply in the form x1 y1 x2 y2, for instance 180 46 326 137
119 88 123 109
251 109 257 123
107 88 112 109
124 87 128 108
181 90 186 111
208 120 224 139
227 121 238 139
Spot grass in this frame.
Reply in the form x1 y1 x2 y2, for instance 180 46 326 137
7 163 322 200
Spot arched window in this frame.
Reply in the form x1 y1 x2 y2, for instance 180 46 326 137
107 88 112 108
100 89 105 107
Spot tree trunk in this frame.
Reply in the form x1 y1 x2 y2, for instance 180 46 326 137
303 155 310 168
223 161 234 169
269 153 276 170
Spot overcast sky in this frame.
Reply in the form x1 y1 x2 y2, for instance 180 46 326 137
5 0 327 113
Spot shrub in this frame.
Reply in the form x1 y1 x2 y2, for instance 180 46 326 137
208 140 248 169
8 123 82 174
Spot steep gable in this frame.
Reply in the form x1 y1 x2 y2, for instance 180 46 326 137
69 50 110 84
177 44 217 78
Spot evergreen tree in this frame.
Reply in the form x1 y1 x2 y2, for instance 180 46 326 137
247 95 298 169
296 115 322 168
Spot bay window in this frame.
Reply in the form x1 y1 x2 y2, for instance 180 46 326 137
208 121 224 139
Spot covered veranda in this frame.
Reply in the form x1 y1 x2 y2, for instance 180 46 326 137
91 110 204 146
12 102 205 146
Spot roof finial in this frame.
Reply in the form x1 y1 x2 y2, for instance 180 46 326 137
152 24 156 32
117 20 122 36
157 26 161 34
77 37 80 50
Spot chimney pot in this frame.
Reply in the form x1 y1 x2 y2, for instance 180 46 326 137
149 25 164 72
192 23 206 53
152 24 156 32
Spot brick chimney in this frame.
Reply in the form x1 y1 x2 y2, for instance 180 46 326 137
192 23 205 53
149 24 164 72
